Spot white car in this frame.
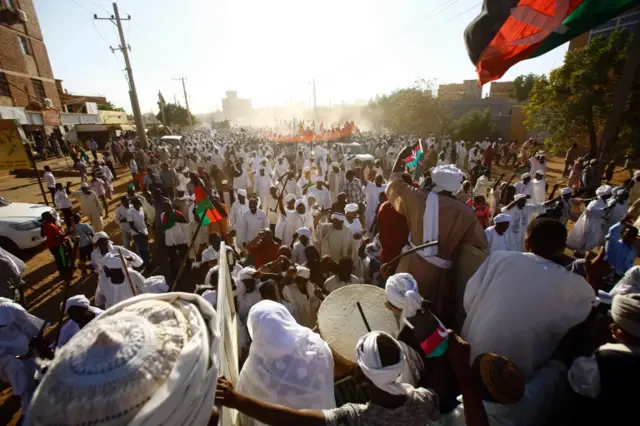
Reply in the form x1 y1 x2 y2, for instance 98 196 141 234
334 142 375 162
0 196 59 253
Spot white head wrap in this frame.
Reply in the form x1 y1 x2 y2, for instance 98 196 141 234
355 331 414 396
534 170 544 177
63 295 90 313
303 166 311 172
30 293 219 426
521 173 530 180
314 176 323 183
221 179 228 185
237 266 256 282
201 246 219 263
331 213 345 221
611 293 640 338
285 194 297 204
81 182 89 188
102 253 124 270
295 265 311 279
294 199 306 209
596 185 613 197
237 189 247 197
385 273 423 325
92 231 109 244
513 193 527 202
296 227 311 238
493 214 511 224
345 203 359 213
430 164 464 193
560 187 573 196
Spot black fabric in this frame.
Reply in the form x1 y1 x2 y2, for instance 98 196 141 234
463 0 521 65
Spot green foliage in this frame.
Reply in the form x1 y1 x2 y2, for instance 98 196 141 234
97 101 125 112
524 30 640 157
510 73 540 101
447 108 496 141
156 102 198 127
362 80 450 136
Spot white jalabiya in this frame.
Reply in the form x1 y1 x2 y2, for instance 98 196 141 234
307 185 332 209
57 306 104 348
253 173 272 205
501 203 547 252
29 293 220 426
95 268 145 309
282 281 321 329
314 223 354 262
279 209 314 246
514 180 534 198
229 200 249 228
531 177 546 204
233 168 249 190
0 298 43 412
356 331 414 396
236 209 269 247
567 198 608 253
484 226 509 253
364 183 387 232
462 251 595 379
473 175 489 197
262 194 280 225
344 217 363 236
237 300 335 426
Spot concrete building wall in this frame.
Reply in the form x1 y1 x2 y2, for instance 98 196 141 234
438 79 482 100
489 81 515 99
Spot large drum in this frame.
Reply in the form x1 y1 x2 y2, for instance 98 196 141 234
317 284 399 376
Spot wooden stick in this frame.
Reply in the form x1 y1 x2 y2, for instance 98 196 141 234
118 247 138 297
170 208 209 291
356 301 371 333
380 240 440 272
53 237 79 349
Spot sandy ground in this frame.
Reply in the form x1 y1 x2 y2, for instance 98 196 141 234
0 153 632 424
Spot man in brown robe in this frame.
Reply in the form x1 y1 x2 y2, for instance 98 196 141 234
385 146 487 329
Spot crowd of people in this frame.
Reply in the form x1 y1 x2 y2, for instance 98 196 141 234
1 126 639 426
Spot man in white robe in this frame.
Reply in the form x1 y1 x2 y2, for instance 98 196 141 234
514 173 534 198
235 267 263 323
90 231 143 275
363 175 387 233
230 189 249 229
328 162 342 202
281 265 322 328
262 186 280 232
501 194 552 252
57 295 103 348
0 298 44 413
306 176 332 210
253 167 272 207
567 185 613 254
272 157 289 182
456 141 468 170
279 198 314 246
462 218 596 380
484 214 510 253
531 170 546 204
313 212 354 262
69 182 103 232
95 253 146 309
237 198 270 249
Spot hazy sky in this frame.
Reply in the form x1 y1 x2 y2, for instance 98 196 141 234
35 0 568 114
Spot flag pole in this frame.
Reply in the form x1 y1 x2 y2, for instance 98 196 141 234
170 206 209 291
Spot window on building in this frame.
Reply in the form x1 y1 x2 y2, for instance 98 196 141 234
31 79 46 101
18 36 30 55
0 73 11 97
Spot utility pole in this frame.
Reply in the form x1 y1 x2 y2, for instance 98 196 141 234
94 3 148 149
311 78 318 126
173 77 193 127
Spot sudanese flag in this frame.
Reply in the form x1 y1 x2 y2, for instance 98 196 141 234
194 185 222 227
465 0 640 84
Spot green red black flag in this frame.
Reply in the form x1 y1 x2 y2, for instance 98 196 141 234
465 0 640 84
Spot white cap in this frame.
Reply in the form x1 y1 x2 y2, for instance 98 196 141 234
513 193 527 202
521 173 530 179
560 187 573 196
237 189 247 197
493 214 511 224
295 265 311 279
92 231 109 243
81 182 89 188
331 213 345 221
345 203 359 213
296 227 311 238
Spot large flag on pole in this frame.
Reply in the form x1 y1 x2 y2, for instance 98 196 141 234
194 185 222 227
403 141 424 168
465 0 640 85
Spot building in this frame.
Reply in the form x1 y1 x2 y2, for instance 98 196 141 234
568 9 640 51
437 80 482 100
221 90 252 123
442 98 522 140
488 81 515 99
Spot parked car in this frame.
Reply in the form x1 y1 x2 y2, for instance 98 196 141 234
334 142 375 162
0 196 59 254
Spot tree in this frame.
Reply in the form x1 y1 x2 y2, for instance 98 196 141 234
510 73 540 101
524 31 640 157
362 80 450 136
156 102 198 127
448 108 496 142
98 101 125 112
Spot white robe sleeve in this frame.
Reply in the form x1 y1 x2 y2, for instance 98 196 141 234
463 252 493 315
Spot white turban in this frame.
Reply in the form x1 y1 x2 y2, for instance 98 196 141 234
201 246 219 263
102 253 124 270
560 187 573 196
81 182 89 188
355 331 414 396
345 203 359 213
385 273 423 326
331 162 340 168
521 173 530 179
596 185 613 197
237 189 247 197
314 176 323 183
295 265 311 279
331 213 345 221
63 295 90 313
296 227 311 238
534 170 544 177
612 186 625 196
294 199 306 209
237 266 256 281
221 179 228 184
431 164 464 193
493 214 511 224
92 231 109 244
284 194 297 203
611 293 640 338
30 293 219 426
303 166 311 172
513 193 527 202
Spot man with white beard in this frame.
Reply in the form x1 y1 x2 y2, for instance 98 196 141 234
237 197 270 250
253 167 272 206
